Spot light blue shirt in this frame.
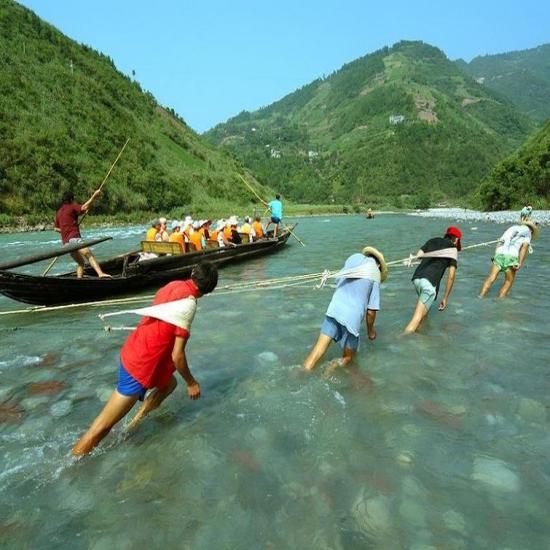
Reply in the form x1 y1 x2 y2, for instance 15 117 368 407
268 199 283 219
326 254 381 337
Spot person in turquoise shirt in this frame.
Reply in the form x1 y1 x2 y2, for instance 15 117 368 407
266 194 283 237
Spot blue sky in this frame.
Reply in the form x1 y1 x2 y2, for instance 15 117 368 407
18 0 550 133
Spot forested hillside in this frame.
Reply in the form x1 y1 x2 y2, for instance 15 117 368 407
458 43 550 122
0 0 268 224
206 41 536 207
476 118 550 210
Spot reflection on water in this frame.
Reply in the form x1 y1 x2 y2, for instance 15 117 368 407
1 216 549 547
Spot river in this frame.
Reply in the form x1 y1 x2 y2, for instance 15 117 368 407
1 214 549 548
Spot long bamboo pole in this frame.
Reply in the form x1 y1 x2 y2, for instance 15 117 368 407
42 138 130 276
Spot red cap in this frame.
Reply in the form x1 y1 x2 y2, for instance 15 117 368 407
445 226 462 251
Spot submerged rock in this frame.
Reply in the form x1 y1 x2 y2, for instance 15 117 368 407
399 498 426 527
443 509 467 536
96 387 113 402
517 398 547 424
0 401 25 423
49 399 72 418
352 490 392 535
472 457 520 492
255 351 280 367
27 380 66 396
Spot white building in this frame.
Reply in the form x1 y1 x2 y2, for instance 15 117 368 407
389 115 405 125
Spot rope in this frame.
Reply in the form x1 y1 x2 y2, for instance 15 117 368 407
0 239 500 318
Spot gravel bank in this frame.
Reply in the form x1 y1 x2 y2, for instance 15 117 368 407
407 208 549 226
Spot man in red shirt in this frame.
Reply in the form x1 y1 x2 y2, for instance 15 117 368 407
72 262 219 455
54 190 108 278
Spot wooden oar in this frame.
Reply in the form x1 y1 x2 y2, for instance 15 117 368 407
0 237 113 271
238 174 305 246
42 138 130 276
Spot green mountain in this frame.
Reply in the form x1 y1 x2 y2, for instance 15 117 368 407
0 0 266 224
475 118 550 210
206 41 537 207
458 44 550 122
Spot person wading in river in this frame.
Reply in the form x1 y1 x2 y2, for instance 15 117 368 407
479 221 539 299
303 247 387 372
72 262 219 456
403 226 461 334
54 190 109 278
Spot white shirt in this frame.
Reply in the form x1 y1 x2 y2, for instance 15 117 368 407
496 225 531 257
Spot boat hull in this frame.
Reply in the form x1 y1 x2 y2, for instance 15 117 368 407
0 231 291 306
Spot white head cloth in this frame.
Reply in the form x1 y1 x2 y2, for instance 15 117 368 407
317 261 380 288
100 297 197 331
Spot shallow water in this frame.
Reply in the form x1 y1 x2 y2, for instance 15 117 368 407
1 215 549 548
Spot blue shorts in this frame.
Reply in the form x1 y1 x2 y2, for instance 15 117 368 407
271 216 281 224
321 316 359 351
116 361 147 401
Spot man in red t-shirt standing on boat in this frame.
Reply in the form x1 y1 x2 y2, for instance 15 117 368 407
72 262 218 456
54 190 109 278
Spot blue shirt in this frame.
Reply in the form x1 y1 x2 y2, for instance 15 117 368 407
326 254 381 337
268 199 283 219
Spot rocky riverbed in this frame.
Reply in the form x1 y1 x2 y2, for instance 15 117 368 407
407 208 550 226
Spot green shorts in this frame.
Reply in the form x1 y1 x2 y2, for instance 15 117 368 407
413 278 437 310
493 254 519 273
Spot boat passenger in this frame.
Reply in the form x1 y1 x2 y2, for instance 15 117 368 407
72 262 219 456
189 221 205 251
216 221 234 248
252 216 265 240
182 216 194 239
239 216 255 242
403 226 462 334
158 217 170 242
265 194 283 237
168 221 185 252
303 247 386 372
146 219 161 242
479 221 539 299
229 218 242 245
203 219 212 241
54 190 109 278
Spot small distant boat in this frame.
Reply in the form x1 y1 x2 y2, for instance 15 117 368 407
0 227 294 306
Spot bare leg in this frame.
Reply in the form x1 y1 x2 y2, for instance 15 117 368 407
126 376 177 431
80 248 110 278
498 268 517 298
403 300 429 334
73 391 139 456
70 251 85 278
323 347 356 378
274 223 279 237
303 333 332 371
479 265 500 297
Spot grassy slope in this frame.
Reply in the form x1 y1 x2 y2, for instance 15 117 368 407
206 41 537 207
458 43 550 122
0 0 272 226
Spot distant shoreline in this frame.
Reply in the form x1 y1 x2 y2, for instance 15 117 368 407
1 207 547 235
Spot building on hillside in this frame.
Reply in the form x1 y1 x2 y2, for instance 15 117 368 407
389 115 405 125
475 77 485 84
270 148 281 159
308 150 319 160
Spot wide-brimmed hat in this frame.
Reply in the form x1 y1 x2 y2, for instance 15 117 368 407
362 246 388 282
522 220 540 239
171 220 181 230
159 217 167 224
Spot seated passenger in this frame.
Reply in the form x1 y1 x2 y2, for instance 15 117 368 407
189 221 206 251
146 219 161 242
158 217 170 242
252 217 264 240
168 221 185 251
230 219 242 244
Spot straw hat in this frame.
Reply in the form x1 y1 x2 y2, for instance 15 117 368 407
522 220 540 239
362 246 388 282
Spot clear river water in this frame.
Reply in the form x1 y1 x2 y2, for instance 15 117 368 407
1 214 549 549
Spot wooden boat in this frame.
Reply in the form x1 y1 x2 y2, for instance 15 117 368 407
0 227 294 306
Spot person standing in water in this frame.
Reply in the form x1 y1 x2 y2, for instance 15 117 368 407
520 205 533 221
72 262 219 456
303 247 387 372
54 190 109 278
479 221 539 299
403 226 462 334
266 194 283 237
